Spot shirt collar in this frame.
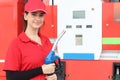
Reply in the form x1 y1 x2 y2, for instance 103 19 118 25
18 31 30 42
18 31 45 42
18 31 46 44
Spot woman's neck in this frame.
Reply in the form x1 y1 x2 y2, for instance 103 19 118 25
25 27 42 45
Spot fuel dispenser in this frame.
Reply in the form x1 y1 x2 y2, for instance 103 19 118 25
57 0 102 60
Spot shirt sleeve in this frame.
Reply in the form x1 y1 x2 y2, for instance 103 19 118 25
5 67 43 80
4 39 22 71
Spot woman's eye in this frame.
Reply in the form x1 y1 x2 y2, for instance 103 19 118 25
31 13 36 16
39 14 44 17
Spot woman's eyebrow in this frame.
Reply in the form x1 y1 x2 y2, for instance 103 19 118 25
31 11 45 14
31 12 37 14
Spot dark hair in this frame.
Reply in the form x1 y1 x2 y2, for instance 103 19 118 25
23 11 28 31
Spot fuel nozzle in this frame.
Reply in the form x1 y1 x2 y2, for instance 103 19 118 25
45 30 66 64
45 50 60 64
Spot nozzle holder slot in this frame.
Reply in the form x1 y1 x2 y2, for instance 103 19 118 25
113 62 120 80
57 61 66 80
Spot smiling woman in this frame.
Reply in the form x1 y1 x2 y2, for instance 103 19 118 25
3 0 57 80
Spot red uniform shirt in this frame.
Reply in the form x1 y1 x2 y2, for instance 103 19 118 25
4 31 52 80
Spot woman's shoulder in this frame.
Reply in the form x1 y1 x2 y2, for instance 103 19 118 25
9 32 25 46
10 36 20 45
6 37 20 50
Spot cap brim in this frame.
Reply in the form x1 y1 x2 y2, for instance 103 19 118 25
27 9 47 13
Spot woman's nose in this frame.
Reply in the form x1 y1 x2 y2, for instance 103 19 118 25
35 15 41 20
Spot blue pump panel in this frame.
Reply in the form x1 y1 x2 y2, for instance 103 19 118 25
63 53 94 60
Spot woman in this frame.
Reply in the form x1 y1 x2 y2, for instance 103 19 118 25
4 0 57 80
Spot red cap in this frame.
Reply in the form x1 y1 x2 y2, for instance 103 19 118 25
24 0 47 13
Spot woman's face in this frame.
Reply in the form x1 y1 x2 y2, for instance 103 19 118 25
24 11 45 30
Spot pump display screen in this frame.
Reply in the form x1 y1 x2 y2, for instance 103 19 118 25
73 10 85 19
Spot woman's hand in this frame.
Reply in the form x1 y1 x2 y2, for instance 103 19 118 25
42 63 56 74
46 74 57 80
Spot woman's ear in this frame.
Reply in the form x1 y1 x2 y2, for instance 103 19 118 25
24 13 27 20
